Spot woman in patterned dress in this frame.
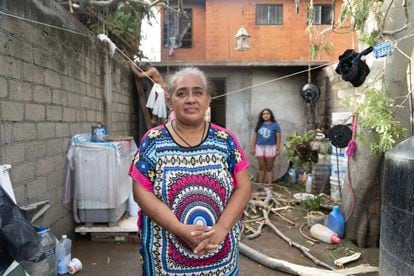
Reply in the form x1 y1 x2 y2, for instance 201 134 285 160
129 67 251 275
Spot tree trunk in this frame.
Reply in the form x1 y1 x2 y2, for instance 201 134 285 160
342 140 382 247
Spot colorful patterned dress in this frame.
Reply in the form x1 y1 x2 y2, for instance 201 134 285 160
129 123 249 275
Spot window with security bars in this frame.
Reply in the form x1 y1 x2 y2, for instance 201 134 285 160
310 4 333 25
163 8 192 48
256 4 283 25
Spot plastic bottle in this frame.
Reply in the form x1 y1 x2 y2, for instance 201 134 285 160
288 168 296 183
56 235 72 275
305 173 312 193
37 226 57 276
327 205 345 238
309 223 341 244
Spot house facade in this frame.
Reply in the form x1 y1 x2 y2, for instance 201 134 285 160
153 0 355 177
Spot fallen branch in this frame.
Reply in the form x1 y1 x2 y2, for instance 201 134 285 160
240 242 379 275
299 222 318 243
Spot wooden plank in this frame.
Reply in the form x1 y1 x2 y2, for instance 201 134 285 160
75 216 138 233
134 77 152 130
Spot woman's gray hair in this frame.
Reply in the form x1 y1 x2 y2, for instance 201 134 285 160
167 67 209 96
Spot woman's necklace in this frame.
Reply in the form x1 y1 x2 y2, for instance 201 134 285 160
171 120 207 147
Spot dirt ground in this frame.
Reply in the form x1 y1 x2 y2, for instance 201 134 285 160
72 183 379 275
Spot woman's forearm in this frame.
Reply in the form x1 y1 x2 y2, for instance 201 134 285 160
133 181 182 235
216 169 251 231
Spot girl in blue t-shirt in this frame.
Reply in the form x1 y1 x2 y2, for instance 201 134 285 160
250 108 282 186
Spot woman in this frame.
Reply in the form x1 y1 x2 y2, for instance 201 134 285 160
250 108 282 186
129 67 251 275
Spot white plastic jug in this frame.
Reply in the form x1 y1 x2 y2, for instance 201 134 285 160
309 223 341 244
56 235 72 274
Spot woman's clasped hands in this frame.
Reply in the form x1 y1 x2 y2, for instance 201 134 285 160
176 223 228 257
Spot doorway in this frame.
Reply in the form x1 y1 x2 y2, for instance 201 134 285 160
209 78 226 127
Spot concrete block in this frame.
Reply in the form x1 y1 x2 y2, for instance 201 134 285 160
62 138 71 152
46 105 63 121
69 123 82 136
25 141 46 161
13 184 28 206
63 107 76 122
80 96 90 109
47 172 65 197
25 103 46 121
86 85 96 97
11 162 36 185
52 154 66 171
52 89 67 105
96 112 104 124
55 123 70 137
0 55 21 79
37 122 56 139
1 101 24 121
4 36 33 63
0 77 7 98
86 110 96 122
67 93 80 108
9 80 32 102
74 80 86 95
76 109 86 121
61 76 75 92
27 177 49 201
14 122 36 141
0 123 13 144
33 85 52 103
35 157 56 176
4 143 25 163
46 139 63 156
22 62 44 84
44 69 61 88
33 48 60 71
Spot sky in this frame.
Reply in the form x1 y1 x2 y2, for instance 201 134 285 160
139 7 161 62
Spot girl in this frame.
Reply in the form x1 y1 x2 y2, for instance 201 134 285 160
250 108 282 186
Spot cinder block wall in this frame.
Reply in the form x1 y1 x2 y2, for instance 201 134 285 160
0 0 138 236
316 64 355 131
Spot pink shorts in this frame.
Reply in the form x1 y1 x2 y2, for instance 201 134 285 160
255 145 277 158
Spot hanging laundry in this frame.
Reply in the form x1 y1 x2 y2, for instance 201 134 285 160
335 47 373 87
146 83 167 119
97 34 117 57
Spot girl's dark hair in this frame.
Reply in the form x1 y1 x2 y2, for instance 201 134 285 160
255 108 276 132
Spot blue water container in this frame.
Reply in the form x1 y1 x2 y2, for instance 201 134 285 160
326 205 345 238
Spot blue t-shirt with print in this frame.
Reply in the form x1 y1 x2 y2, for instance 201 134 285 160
256 122 281 145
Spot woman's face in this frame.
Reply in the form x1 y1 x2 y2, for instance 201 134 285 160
261 110 272 121
169 74 210 124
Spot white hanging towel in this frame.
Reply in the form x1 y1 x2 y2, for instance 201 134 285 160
146 83 167 119
145 83 158 109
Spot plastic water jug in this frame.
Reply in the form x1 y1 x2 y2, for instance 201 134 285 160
309 223 341 244
327 205 345 238
305 173 312 193
56 235 72 274
37 226 57 276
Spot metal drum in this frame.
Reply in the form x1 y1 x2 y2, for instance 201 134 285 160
380 136 414 275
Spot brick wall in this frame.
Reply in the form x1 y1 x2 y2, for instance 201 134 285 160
162 0 356 62
0 0 138 236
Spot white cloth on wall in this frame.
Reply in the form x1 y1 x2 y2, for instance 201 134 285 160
145 83 167 119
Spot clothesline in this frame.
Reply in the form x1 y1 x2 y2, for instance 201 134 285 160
211 61 337 100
